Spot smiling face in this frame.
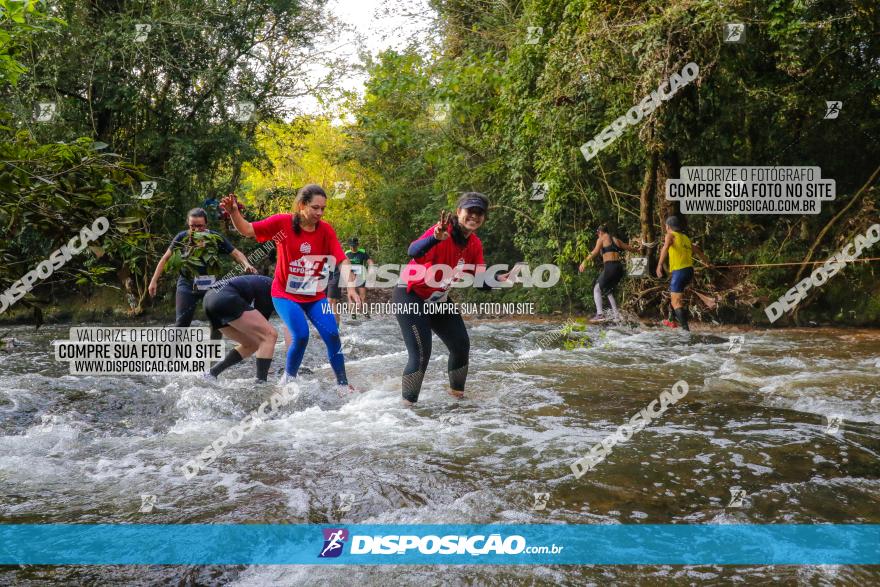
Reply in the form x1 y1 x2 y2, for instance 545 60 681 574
298 195 327 225
456 206 485 234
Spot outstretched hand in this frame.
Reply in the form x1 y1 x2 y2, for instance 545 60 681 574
220 193 238 215
433 210 452 240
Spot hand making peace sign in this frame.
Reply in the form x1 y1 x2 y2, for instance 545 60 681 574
433 210 452 240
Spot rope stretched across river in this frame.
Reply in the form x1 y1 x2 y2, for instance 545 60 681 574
699 257 880 269
634 238 879 269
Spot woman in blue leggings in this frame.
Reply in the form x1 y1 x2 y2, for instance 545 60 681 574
221 185 359 392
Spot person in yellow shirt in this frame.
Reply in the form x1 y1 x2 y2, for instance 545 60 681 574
656 216 711 331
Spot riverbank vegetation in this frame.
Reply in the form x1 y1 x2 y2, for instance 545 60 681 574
2 0 878 326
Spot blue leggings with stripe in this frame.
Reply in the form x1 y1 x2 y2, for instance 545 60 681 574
272 296 347 384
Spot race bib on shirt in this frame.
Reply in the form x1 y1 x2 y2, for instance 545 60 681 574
194 275 216 291
286 274 318 296
350 265 364 275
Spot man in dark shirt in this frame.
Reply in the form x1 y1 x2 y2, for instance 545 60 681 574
148 208 256 337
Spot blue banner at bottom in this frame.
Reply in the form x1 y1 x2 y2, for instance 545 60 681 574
0 524 877 565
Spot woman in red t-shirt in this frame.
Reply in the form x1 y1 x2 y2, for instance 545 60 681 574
221 185 358 392
393 192 508 405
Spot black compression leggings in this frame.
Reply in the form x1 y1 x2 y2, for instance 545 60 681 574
392 286 470 403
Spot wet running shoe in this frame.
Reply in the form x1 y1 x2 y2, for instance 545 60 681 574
589 314 607 323
661 319 679 328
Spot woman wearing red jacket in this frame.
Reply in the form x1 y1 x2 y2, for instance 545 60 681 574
393 192 507 405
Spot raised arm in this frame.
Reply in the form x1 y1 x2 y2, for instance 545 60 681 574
221 194 255 238
409 210 451 258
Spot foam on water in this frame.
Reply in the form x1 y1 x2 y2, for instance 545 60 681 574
0 321 878 583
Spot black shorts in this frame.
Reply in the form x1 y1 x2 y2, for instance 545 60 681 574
596 261 625 295
204 286 275 331
326 272 341 299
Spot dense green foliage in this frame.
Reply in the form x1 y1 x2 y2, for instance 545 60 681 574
1 0 339 316
339 0 880 322
1 0 878 324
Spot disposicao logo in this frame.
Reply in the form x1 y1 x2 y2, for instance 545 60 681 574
349 533 527 555
317 529 556 558
319 528 348 558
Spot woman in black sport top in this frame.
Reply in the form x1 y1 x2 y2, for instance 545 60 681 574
578 225 640 322
203 275 277 382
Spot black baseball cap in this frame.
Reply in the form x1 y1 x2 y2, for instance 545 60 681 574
456 192 489 211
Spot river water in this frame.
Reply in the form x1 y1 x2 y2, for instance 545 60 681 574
0 318 878 585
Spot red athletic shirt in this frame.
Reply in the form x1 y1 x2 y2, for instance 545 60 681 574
252 214 346 303
404 225 485 301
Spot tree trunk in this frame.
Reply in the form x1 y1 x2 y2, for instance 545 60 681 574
639 151 659 268
660 149 682 229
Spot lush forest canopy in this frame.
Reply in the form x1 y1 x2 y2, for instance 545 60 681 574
2 0 878 323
